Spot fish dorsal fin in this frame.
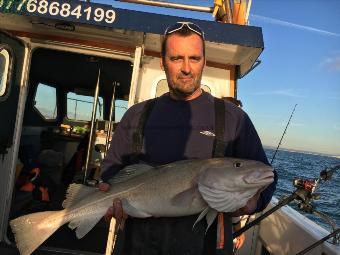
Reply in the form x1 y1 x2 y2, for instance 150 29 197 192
62 183 96 209
109 163 154 185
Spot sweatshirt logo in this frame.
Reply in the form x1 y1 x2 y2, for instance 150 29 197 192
200 130 216 137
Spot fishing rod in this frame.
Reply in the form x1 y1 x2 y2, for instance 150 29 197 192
271 103 297 164
233 164 340 239
295 228 339 255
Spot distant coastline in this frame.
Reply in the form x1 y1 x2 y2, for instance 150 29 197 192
263 145 340 159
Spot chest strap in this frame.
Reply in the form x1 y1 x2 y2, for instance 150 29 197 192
130 98 157 164
212 98 234 255
213 97 226 158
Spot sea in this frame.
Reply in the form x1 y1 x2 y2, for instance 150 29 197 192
264 148 340 232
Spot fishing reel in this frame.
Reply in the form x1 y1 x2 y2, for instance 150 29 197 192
292 165 340 245
292 178 320 213
292 164 339 212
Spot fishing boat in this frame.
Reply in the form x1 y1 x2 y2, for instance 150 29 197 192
0 0 338 254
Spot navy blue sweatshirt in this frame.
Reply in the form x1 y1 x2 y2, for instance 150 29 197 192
101 91 277 212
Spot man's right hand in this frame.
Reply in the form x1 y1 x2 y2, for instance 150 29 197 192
99 183 128 229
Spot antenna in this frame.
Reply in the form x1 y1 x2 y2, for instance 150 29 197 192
271 104 297 164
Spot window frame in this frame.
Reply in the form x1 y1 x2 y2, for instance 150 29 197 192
65 91 104 122
33 82 58 121
0 44 14 101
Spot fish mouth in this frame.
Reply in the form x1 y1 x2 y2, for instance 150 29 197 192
243 170 274 185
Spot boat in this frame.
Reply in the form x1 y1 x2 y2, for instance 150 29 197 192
0 0 338 254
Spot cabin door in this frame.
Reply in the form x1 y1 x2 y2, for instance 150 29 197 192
0 31 30 241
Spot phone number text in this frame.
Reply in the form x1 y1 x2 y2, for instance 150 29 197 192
23 0 116 24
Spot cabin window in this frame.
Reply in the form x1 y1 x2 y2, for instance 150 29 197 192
67 92 104 121
0 47 11 97
34 83 58 120
155 79 211 97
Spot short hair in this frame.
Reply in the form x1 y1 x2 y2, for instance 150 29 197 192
161 25 206 59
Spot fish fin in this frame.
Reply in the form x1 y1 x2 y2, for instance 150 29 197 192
171 186 201 207
193 207 210 229
63 183 96 209
192 208 218 233
10 210 64 255
206 209 218 232
69 214 103 239
121 199 152 218
109 163 155 184
198 183 256 212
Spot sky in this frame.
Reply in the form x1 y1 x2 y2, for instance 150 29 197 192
92 0 339 156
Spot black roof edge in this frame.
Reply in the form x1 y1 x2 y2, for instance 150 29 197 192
0 0 263 49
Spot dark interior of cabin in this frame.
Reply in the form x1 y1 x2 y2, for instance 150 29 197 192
8 48 133 253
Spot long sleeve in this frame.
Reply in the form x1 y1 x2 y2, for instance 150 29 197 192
100 105 141 183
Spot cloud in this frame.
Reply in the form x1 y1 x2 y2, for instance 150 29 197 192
251 14 340 37
252 89 305 98
321 54 340 72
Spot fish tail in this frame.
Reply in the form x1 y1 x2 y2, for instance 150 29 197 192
10 210 65 255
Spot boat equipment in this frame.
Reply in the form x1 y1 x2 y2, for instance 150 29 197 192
104 81 120 158
83 68 101 183
233 164 340 253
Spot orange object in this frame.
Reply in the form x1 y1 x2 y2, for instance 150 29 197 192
20 182 35 192
217 212 225 249
233 1 247 25
39 187 50 202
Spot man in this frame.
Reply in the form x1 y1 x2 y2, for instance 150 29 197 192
99 22 277 254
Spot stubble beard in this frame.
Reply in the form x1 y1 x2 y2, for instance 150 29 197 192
169 74 203 100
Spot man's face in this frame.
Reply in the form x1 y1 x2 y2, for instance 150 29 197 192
161 33 205 100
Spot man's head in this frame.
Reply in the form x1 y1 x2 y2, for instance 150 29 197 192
160 22 206 101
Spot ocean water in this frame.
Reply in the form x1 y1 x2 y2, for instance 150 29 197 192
264 148 340 232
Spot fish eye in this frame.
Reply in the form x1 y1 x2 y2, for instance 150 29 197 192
233 162 242 168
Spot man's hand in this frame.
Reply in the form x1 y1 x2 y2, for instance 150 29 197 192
233 221 245 250
230 190 261 217
98 182 128 230
98 182 110 192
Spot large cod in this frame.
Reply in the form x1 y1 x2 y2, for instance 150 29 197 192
10 158 274 255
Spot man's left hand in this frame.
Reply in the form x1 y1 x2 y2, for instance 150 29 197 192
230 191 261 216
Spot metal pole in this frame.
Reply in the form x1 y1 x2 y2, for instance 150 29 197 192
83 69 101 183
105 81 119 157
75 99 78 119
224 0 233 23
117 0 214 13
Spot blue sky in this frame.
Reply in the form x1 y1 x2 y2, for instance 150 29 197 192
95 0 340 155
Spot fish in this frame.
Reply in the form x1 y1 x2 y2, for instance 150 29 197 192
10 158 274 255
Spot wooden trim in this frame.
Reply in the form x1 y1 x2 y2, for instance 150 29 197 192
7 30 136 54
229 66 236 98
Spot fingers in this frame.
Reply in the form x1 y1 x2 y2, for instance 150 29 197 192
234 233 245 250
104 199 128 230
230 191 261 216
98 182 110 192
113 199 124 221
104 206 114 222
